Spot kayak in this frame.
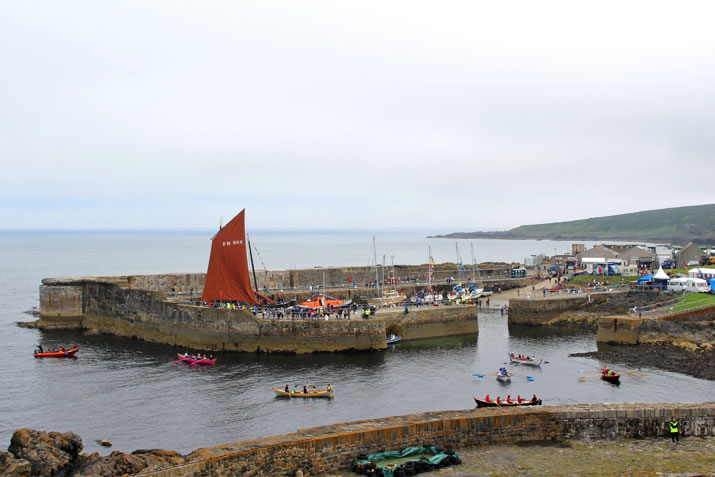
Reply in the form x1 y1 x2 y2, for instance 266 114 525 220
34 346 78 358
176 354 216 366
272 387 334 399
474 397 542 408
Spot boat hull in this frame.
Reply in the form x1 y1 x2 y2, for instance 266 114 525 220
272 387 334 399
508 355 542 367
34 347 78 358
474 397 542 408
386 335 401 344
601 373 620 383
176 354 216 366
496 375 511 382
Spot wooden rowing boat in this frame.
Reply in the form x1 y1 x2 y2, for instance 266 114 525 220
601 372 620 383
272 387 334 399
34 346 78 358
508 354 543 367
176 354 216 366
474 397 542 408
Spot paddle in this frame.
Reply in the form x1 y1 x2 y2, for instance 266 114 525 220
509 373 535 381
472 373 499 378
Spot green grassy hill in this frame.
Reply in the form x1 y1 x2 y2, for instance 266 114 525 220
434 204 715 244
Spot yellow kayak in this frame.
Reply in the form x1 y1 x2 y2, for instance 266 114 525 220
272 387 334 399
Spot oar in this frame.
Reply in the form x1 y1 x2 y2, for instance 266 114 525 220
472 373 499 378
510 373 535 381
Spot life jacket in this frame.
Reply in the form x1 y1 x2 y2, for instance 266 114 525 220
670 421 679 433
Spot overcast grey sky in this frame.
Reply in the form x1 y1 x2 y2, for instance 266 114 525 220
1 1 714 232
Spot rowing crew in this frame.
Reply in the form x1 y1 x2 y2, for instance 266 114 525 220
510 353 535 361
183 353 212 360
484 394 538 404
284 384 334 394
34 345 73 354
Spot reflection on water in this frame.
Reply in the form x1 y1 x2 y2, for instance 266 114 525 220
2 310 712 457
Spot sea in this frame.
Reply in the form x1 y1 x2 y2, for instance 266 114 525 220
0 230 711 455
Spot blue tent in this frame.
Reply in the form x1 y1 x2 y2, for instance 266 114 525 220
637 274 652 284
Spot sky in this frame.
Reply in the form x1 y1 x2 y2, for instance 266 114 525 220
1 1 714 233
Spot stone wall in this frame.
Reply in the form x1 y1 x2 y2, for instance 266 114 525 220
508 295 604 325
596 315 643 344
137 402 715 477
34 275 481 352
596 306 715 346
39 284 83 326
80 281 387 353
383 305 478 340
508 291 668 327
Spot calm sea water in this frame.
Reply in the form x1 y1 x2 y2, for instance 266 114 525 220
0 231 710 455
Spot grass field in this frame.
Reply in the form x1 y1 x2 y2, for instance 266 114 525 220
673 292 715 311
568 275 637 287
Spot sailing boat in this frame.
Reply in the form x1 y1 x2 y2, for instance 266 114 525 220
465 242 485 299
366 238 406 307
201 209 274 305
410 247 442 304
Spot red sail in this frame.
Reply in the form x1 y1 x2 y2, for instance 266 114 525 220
201 210 258 304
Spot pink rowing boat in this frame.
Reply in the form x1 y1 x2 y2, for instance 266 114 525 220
175 353 216 366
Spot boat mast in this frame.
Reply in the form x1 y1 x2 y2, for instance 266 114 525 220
470 242 475 284
428 246 433 293
381 254 386 297
247 233 259 292
373 237 379 299
455 242 465 281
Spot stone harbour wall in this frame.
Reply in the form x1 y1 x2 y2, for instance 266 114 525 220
137 402 715 477
508 295 605 325
596 306 715 346
79 280 388 353
596 315 643 344
383 305 478 340
33 278 480 352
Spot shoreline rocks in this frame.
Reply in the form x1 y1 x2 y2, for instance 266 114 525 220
0 429 184 477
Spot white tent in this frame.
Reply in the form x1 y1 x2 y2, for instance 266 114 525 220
653 266 670 280
688 268 715 280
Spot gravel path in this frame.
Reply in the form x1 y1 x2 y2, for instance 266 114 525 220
328 437 714 476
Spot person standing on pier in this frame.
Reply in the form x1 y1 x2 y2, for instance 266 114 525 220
669 417 680 444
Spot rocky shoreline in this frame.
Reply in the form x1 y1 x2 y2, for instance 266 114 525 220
0 429 184 477
570 342 715 381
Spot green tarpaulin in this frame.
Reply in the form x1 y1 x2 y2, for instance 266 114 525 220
352 446 461 477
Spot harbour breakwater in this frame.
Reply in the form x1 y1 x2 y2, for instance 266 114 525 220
3 403 711 476
508 291 714 350
25 273 480 353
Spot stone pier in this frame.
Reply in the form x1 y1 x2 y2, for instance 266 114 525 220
136 402 715 476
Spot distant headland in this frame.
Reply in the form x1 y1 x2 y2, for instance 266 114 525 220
429 204 715 244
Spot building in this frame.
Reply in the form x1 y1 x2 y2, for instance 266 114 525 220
676 242 706 267
576 246 622 274
616 246 657 270
572 244 585 255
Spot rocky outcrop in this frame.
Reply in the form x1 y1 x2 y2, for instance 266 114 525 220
78 449 184 476
7 429 82 477
0 429 184 477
